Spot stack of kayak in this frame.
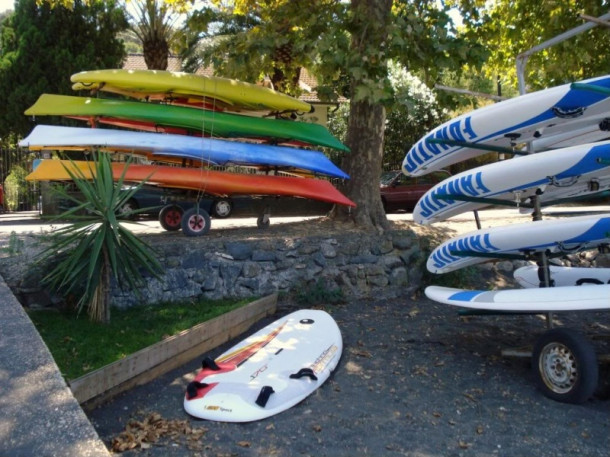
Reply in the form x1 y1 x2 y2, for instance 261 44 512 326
20 69 354 235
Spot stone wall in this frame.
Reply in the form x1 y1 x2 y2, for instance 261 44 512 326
111 228 429 308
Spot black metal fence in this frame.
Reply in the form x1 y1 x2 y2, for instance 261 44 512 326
0 148 405 214
0 148 40 212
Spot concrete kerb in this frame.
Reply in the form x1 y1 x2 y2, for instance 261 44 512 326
0 273 111 457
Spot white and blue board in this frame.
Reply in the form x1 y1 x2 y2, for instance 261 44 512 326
531 116 610 150
183 309 342 422
19 125 349 179
425 284 610 312
427 214 610 274
413 140 610 225
514 264 610 288
403 74 610 176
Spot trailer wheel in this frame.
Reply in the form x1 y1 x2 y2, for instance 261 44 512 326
532 328 598 404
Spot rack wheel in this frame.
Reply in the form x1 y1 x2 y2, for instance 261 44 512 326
257 213 270 229
159 204 183 231
181 207 211 236
532 327 598 404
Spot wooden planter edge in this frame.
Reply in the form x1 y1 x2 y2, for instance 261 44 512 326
70 293 278 409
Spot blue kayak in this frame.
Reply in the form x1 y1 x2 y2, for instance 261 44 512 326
19 125 349 179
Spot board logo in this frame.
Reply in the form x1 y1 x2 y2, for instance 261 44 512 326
311 344 339 374
250 364 268 381
405 116 477 172
205 405 232 413
418 171 491 219
430 233 500 270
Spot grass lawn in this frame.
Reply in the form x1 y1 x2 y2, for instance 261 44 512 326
28 298 250 380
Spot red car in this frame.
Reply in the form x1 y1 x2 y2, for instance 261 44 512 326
380 170 450 213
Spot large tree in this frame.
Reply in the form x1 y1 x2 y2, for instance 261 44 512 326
0 0 128 141
336 0 393 230
186 0 483 231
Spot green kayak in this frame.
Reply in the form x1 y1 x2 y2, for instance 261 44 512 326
24 94 350 152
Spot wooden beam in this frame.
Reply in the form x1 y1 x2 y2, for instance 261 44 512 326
70 293 278 408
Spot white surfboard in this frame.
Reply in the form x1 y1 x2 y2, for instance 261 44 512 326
183 309 342 422
425 284 610 312
514 264 610 288
403 74 610 176
413 141 610 225
531 117 610 150
427 214 610 274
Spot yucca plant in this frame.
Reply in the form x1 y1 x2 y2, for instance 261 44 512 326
38 152 163 323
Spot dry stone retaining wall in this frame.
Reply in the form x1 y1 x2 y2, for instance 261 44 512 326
111 229 428 308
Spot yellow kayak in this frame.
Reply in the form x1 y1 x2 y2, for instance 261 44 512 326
71 69 313 114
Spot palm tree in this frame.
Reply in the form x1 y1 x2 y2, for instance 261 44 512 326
39 153 163 322
127 0 183 70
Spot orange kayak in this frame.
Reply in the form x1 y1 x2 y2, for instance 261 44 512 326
27 160 356 207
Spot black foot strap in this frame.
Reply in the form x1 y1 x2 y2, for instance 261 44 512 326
202 357 220 371
289 368 318 381
186 381 209 399
255 386 275 407
576 278 604 285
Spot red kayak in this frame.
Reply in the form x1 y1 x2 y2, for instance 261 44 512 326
27 160 356 207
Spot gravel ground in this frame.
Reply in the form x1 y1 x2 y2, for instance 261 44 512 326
2 209 609 456
87 293 610 457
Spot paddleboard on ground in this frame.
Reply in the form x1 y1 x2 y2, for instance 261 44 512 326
19 125 349 179
71 68 314 114
425 284 610 312
427 214 610 274
413 141 610 224
514 264 610 288
183 309 342 422
403 74 610 176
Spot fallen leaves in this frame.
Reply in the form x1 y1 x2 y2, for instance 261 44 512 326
111 412 208 452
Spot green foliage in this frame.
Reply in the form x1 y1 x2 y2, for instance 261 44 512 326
384 62 449 167
294 278 345 306
423 264 480 289
185 0 485 105
0 0 128 138
462 0 610 91
185 0 346 96
328 62 450 168
3 164 29 211
1 231 24 256
28 297 250 380
37 153 163 322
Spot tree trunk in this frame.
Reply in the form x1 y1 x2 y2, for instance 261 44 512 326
89 249 111 323
335 100 390 232
143 37 169 70
332 0 392 232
